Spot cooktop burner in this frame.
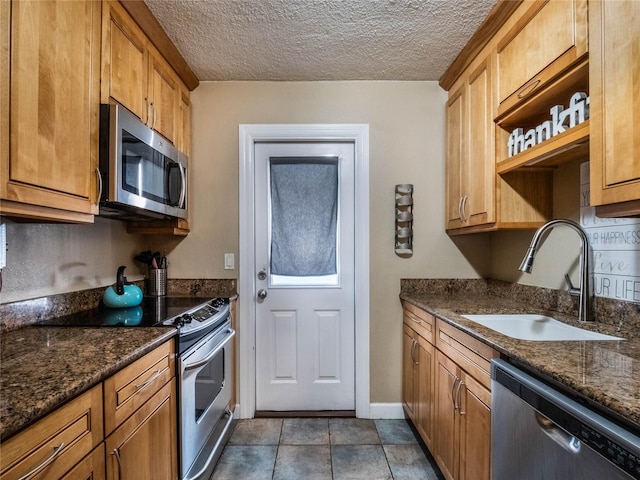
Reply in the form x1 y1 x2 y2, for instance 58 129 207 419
36 297 221 328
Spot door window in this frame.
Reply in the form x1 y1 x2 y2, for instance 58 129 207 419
269 156 339 286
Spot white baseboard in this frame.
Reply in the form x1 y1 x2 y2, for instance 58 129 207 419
368 403 405 419
235 402 406 420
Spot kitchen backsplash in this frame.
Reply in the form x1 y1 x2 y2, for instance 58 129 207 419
401 278 640 330
0 279 237 332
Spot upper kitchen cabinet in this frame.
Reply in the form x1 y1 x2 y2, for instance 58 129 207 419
446 57 495 231
0 0 101 223
102 0 199 235
101 0 181 146
445 40 552 235
589 0 640 217
495 0 588 119
177 85 192 158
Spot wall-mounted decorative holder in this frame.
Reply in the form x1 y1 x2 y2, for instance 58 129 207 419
395 184 413 256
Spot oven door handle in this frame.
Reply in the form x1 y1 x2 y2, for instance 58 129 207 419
183 328 235 372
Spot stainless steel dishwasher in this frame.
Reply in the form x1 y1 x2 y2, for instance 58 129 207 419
491 359 640 480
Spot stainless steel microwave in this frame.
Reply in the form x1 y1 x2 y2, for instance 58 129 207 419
99 103 187 220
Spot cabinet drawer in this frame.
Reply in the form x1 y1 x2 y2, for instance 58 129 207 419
0 385 103 480
104 341 175 435
496 0 588 116
436 320 499 390
402 302 435 344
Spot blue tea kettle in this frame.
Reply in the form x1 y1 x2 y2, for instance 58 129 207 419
103 266 143 308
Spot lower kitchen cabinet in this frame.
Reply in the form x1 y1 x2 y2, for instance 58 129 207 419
458 372 491 480
0 385 104 480
0 340 177 480
402 302 496 480
434 351 491 480
402 303 436 450
105 379 177 480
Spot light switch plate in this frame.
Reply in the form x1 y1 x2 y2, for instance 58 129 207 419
0 223 5 269
224 253 235 270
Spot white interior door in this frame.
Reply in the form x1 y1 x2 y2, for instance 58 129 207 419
254 141 355 411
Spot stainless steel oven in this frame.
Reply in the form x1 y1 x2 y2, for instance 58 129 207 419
163 299 236 480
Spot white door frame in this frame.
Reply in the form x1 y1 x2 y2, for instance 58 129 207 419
238 124 370 419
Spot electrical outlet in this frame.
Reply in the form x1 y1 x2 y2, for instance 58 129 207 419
224 253 235 270
0 223 5 269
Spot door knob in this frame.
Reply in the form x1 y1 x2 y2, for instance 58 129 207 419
257 289 268 300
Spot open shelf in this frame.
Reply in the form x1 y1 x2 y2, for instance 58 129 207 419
497 120 589 174
495 57 589 174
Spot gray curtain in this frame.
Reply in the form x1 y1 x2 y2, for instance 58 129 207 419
270 157 339 276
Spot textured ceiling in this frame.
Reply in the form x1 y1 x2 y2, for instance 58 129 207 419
144 0 498 82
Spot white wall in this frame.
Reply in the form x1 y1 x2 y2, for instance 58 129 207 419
165 81 488 403
489 159 585 289
3 80 602 404
0 217 146 304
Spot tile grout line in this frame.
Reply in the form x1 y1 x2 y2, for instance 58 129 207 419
272 418 284 480
375 420 396 480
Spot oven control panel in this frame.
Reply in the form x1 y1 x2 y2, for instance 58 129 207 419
164 298 229 335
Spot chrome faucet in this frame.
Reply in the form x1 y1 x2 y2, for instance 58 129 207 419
519 219 594 322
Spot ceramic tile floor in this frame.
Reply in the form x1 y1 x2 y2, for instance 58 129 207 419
211 417 444 480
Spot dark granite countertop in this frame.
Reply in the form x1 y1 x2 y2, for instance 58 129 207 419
0 326 176 440
0 279 237 441
400 281 640 431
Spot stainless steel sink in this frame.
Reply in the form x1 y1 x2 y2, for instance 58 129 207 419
461 314 623 341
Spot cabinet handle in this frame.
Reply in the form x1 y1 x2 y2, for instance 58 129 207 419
452 377 460 410
458 197 463 222
135 369 162 391
178 160 187 208
410 339 417 365
112 448 123 480
145 97 151 126
152 103 157 129
17 443 65 480
457 381 466 416
461 196 468 223
517 78 541 99
96 168 103 204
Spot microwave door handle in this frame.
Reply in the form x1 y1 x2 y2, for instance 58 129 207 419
178 162 187 208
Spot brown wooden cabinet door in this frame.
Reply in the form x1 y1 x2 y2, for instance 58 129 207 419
446 85 465 230
101 1 148 123
105 379 177 480
177 86 192 157
589 0 640 208
446 55 494 232
465 57 494 227
3 0 99 215
496 0 588 114
458 374 491 480
149 50 178 144
434 351 459 480
415 336 435 450
402 325 417 420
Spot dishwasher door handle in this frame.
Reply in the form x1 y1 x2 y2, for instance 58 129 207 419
535 412 581 454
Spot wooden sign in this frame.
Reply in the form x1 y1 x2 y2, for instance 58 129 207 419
580 162 640 303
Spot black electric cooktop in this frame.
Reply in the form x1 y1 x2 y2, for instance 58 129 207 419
36 297 215 328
